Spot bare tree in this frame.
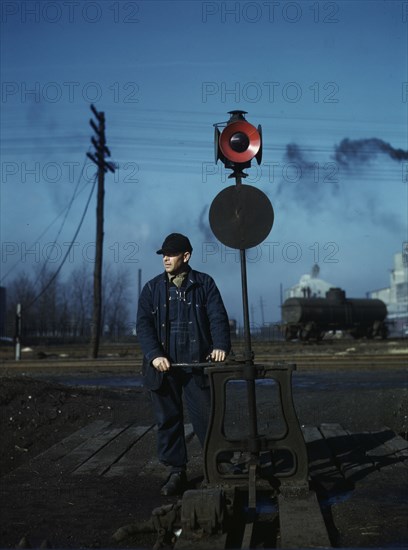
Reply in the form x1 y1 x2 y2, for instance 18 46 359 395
4 262 133 343
66 264 93 338
6 272 37 338
58 282 72 339
102 265 131 341
32 265 60 337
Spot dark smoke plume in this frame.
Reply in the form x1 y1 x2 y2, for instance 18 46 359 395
284 143 314 170
276 142 339 208
334 137 408 168
275 138 406 234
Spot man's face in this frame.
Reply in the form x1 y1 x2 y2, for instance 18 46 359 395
162 252 190 275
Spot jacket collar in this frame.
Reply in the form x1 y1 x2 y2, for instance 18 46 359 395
160 266 197 289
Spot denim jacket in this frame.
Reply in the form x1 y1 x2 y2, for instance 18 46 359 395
136 268 231 390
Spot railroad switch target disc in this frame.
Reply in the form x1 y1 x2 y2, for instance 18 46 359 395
209 185 274 249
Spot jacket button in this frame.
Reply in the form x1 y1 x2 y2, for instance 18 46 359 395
161 323 165 327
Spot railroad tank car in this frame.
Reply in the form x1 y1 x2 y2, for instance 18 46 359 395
281 287 388 341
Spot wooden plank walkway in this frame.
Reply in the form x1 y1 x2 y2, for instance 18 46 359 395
4 419 407 495
9 420 195 479
16 420 406 480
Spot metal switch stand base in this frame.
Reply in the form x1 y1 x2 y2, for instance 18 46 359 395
203 361 309 489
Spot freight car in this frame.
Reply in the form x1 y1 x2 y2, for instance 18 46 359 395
281 287 388 341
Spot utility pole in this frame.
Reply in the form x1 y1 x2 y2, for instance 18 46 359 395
87 104 115 358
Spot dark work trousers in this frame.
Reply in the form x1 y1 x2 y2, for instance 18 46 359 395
149 282 212 471
149 368 211 472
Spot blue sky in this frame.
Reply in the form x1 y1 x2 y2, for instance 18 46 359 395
1 0 407 326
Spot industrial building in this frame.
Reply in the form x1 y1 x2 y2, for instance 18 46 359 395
284 264 334 300
369 251 408 337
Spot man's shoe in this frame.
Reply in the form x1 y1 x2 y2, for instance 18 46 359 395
160 471 187 496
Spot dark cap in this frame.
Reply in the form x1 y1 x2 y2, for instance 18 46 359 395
156 233 193 255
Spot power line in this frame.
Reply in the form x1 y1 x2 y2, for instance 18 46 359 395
0 154 94 283
31 153 90 291
22 173 98 312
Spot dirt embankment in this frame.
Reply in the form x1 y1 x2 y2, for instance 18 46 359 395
0 376 153 476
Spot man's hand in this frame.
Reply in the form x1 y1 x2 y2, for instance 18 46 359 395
152 357 171 372
210 349 226 362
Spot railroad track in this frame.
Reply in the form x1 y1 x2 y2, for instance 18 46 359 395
0 351 407 371
254 353 408 369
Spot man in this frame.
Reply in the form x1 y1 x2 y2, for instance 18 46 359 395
136 233 231 496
